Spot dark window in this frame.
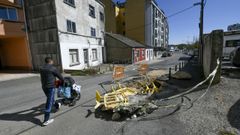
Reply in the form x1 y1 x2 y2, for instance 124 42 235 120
0 6 17 21
122 22 125 26
69 49 80 66
100 12 104 22
91 27 96 37
17 0 23 6
64 0 75 7
123 31 125 35
67 20 76 33
8 8 17 20
89 5 95 18
226 40 240 47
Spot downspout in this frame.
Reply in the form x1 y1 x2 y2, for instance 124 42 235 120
22 0 33 71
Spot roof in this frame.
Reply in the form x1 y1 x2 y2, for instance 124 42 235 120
224 30 240 36
106 33 146 48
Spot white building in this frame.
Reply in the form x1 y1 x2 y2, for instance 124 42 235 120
223 30 240 60
145 0 169 56
56 0 105 70
25 0 105 71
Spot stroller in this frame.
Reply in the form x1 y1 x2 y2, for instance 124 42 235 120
55 77 81 106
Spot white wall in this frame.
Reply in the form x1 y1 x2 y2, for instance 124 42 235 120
145 49 154 61
223 34 240 58
145 0 168 49
55 0 105 70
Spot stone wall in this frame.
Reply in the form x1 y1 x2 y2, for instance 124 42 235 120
203 30 223 84
25 0 62 71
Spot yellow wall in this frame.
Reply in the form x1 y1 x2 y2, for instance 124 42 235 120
116 7 126 35
0 0 32 70
0 37 32 70
125 0 145 44
101 0 117 33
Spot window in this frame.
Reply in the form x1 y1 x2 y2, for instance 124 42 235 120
123 31 125 35
91 27 96 37
100 12 104 22
92 49 98 61
69 49 80 66
226 40 240 47
67 20 76 33
64 0 75 7
17 0 23 6
89 5 95 18
122 22 125 26
0 6 17 21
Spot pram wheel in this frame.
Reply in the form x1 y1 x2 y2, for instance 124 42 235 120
72 90 81 101
69 99 76 106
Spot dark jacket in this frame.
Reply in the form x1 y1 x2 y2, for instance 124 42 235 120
40 64 64 89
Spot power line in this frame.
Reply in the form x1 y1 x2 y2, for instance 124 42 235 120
167 5 195 19
124 4 198 33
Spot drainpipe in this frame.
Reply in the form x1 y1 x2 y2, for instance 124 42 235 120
22 0 33 71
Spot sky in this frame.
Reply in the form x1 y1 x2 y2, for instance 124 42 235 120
114 0 240 45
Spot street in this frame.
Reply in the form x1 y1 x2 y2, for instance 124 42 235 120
0 53 186 135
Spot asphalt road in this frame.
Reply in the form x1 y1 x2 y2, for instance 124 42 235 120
0 53 187 135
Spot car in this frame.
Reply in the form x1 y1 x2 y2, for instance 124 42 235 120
230 46 240 67
162 51 172 57
162 52 168 57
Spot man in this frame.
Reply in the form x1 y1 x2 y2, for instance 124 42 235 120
40 57 64 126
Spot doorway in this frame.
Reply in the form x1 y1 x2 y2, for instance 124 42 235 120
83 49 89 67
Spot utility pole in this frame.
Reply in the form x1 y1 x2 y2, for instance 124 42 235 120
199 0 204 64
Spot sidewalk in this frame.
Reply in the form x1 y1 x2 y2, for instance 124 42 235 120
0 73 38 82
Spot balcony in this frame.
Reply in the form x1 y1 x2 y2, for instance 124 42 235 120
0 20 26 38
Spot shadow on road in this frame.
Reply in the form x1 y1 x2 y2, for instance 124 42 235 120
227 99 240 130
0 104 45 126
84 108 128 122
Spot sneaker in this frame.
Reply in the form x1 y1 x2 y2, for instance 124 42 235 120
57 102 61 109
42 119 54 126
56 102 61 110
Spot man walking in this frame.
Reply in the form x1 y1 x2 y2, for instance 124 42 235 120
40 57 64 126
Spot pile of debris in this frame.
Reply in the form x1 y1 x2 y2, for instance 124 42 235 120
94 64 168 121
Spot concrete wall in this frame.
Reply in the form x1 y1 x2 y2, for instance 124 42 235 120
105 35 132 63
55 0 104 70
203 30 223 84
25 0 62 71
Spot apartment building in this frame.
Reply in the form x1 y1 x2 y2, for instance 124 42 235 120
115 2 126 35
125 0 169 57
100 0 116 33
0 0 32 70
25 0 105 71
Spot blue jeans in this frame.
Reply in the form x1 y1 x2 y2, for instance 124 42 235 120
43 88 55 122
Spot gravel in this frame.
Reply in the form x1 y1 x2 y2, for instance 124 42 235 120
177 76 240 135
116 76 240 135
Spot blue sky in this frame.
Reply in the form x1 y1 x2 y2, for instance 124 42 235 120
114 0 240 44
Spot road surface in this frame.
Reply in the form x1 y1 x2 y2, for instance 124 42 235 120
0 53 187 135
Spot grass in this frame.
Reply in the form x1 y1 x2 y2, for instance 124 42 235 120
219 130 236 135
